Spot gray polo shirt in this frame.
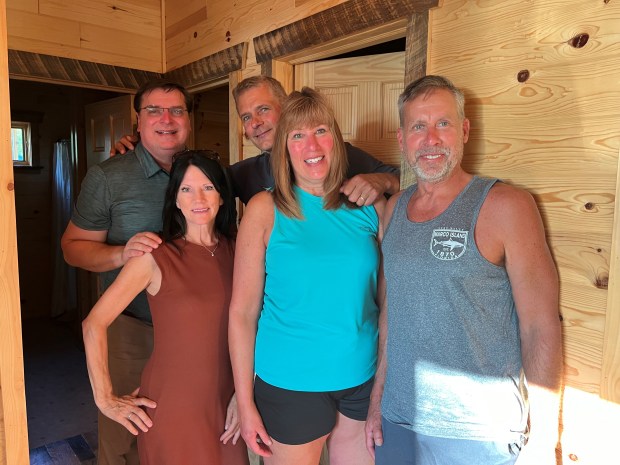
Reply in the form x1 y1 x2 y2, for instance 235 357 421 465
71 143 170 324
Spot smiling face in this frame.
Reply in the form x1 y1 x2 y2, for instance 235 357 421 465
136 88 191 166
398 88 470 184
286 124 334 194
236 83 283 152
175 165 223 230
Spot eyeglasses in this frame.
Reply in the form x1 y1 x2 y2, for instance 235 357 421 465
139 106 188 117
172 149 221 164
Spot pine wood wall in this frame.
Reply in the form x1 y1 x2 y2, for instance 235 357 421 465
6 0 163 72
165 0 349 71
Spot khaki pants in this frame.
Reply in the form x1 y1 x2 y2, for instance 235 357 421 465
97 314 153 465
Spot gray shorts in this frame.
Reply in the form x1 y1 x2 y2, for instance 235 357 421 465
376 416 522 465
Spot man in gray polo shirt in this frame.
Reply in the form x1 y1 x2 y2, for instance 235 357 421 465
61 80 191 465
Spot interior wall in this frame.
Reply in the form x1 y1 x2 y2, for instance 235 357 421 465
6 0 163 72
9 80 120 320
164 0 349 71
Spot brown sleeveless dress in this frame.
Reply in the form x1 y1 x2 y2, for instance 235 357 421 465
137 237 248 465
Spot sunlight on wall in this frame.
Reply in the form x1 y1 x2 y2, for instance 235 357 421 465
561 387 620 464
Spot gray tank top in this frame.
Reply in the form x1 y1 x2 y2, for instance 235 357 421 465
381 176 528 442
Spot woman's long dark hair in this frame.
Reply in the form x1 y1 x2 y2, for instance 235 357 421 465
162 150 236 245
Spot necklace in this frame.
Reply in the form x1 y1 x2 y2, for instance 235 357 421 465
200 240 219 256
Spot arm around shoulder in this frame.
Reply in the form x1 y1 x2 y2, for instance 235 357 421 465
61 221 162 272
343 144 400 202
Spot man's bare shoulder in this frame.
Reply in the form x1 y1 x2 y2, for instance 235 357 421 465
485 181 539 216
482 181 544 242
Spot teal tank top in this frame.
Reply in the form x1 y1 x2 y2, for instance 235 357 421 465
255 187 380 391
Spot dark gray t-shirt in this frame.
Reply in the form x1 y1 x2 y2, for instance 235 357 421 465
71 143 169 324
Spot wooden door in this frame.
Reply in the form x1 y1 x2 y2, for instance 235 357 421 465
295 52 405 167
84 94 135 169
81 95 135 322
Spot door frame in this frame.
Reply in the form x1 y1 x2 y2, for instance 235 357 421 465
0 0 30 462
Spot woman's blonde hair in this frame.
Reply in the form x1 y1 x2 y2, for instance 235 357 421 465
270 87 351 218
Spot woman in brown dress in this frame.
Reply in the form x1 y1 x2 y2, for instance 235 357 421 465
82 150 248 465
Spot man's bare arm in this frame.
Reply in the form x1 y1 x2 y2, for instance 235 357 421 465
61 221 161 272
490 185 563 464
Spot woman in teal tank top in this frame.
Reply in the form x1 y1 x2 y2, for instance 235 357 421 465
229 88 385 465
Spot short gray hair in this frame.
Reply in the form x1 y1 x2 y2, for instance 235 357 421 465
232 75 288 107
398 75 465 127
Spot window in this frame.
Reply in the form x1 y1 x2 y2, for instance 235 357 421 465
11 121 32 166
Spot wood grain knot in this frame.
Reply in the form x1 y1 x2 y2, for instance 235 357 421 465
584 202 595 210
568 453 579 461
7 182 14 191
517 70 530 82
226 31 231 43
569 33 589 48
595 275 608 289
193 32 198 38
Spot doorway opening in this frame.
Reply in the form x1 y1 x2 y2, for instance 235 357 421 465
192 84 230 166
10 79 123 459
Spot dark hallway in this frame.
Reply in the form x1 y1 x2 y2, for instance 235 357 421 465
23 317 97 464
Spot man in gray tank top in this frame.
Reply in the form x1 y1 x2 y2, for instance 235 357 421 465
364 76 563 465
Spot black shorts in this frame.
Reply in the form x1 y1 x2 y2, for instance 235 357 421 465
254 375 374 445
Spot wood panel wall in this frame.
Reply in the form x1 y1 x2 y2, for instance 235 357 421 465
165 0 348 71
6 0 163 72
